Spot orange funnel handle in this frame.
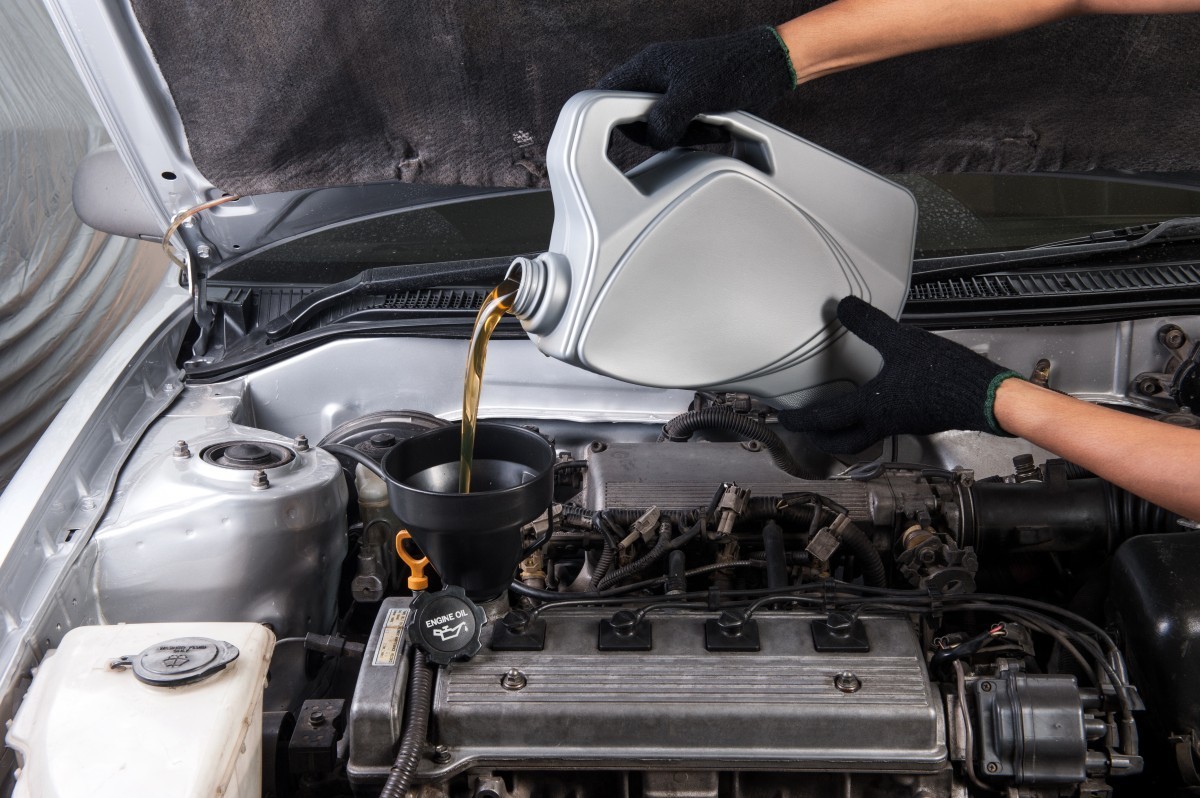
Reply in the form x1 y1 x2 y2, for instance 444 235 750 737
395 529 430 591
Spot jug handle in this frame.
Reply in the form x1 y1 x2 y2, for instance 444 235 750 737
555 91 780 203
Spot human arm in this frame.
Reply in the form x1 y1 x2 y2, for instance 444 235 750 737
779 297 1200 521
600 0 1200 148
994 378 1200 520
777 0 1200 86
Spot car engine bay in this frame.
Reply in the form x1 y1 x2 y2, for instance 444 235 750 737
8 313 1200 798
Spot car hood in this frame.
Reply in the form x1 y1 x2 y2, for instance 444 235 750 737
41 2 1200 254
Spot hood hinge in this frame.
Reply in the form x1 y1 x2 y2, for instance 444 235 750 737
162 196 240 360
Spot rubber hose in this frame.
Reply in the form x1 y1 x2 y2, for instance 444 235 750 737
589 544 616 590
837 522 887 587
657 407 821 479
597 520 673 590
666 550 687 594
762 520 788 590
378 649 434 798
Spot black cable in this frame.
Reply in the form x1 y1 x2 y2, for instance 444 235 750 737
587 512 622 590
836 520 887 587
597 519 674 591
378 649 434 798
658 406 821 478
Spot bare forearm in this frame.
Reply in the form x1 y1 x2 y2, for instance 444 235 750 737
777 0 1200 85
994 378 1200 520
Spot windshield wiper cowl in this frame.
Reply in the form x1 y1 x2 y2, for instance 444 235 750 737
915 216 1200 279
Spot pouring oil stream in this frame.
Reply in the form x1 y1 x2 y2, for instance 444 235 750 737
459 275 521 493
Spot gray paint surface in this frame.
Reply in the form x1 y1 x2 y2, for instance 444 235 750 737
1 0 165 488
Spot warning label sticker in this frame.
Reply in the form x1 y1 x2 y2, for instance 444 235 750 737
372 608 409 666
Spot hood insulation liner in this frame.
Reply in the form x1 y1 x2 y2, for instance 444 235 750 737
129 2 1200 196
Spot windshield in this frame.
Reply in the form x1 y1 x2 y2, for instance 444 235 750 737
215 173 1200 283
899 173 1200 258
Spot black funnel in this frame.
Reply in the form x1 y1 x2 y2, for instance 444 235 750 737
381 423 553 600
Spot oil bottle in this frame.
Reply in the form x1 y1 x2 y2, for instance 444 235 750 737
506 90 918 407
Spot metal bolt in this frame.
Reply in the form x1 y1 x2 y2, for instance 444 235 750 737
431 744 453 764
1161 325 1187 349
1137 377 1161 395
981 681 993 693
833 671 862 693
500 668 527 691
309 710 325 725
294 434 310 452
195 244 211 259
173 440 192 459
251 470 270 490
1031 358 1052 387
985 762 1000 774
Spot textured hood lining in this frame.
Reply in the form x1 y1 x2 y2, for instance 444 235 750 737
128 2 1200 196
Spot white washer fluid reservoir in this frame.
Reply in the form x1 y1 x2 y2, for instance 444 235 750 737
7 622 273 798
509 90 918 406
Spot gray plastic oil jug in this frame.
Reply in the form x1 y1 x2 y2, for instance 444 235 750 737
508 91 917 406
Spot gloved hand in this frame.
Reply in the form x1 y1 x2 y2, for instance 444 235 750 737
779 296 1024 453
597 26 797 150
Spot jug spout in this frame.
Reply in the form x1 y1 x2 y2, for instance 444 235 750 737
507 253 571 336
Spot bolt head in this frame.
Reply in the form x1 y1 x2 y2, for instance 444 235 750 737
985 762 1000 774
294 434 310 452
173 440 191 459
1161 326 1187 348
500 668 527 691
250 470 269 490
981 680 993 692
1137 378 1161 395
833 671 862 693
309 710 325 725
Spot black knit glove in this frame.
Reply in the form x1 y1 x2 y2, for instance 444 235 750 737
597 26 797 150
779 296 1024 454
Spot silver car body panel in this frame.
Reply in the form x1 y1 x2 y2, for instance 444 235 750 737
0 304 1191 779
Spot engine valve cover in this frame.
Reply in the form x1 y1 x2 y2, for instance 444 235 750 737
428 609 947 775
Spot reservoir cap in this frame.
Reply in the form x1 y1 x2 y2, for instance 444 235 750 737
117 636 241 687
407 587 486 665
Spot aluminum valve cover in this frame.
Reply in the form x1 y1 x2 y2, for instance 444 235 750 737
428 609 947 775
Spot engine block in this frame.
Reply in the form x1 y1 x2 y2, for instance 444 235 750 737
347 599 950 786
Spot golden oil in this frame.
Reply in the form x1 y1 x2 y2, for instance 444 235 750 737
459 276 520 493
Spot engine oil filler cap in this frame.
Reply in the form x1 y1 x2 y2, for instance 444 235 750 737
408 587 486 666
115 637 241 687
